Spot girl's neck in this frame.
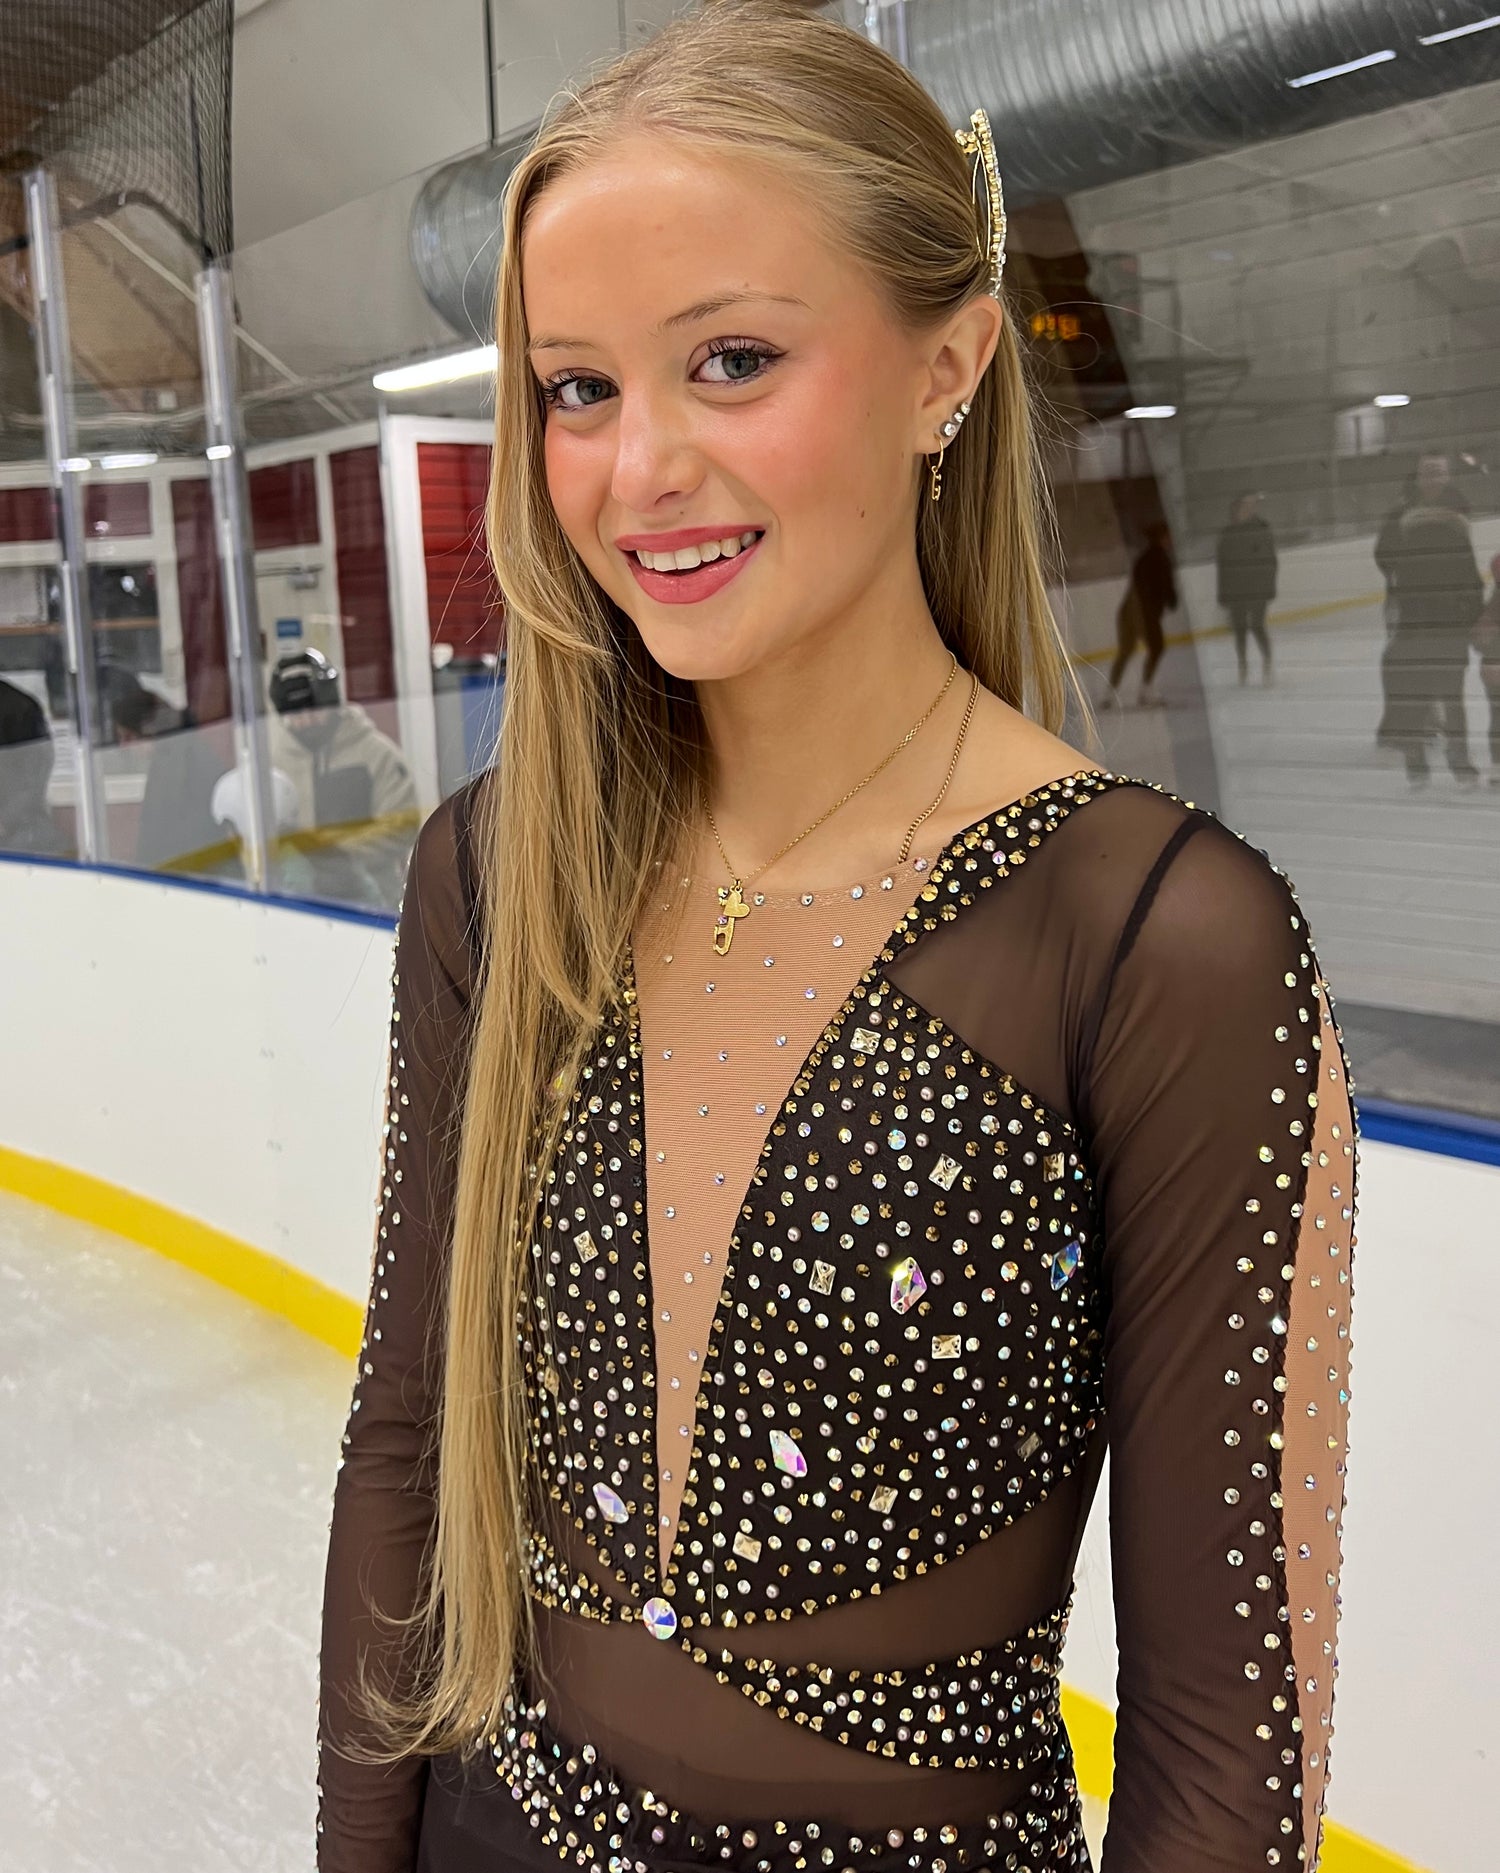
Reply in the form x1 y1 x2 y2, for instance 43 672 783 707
693 613 960 891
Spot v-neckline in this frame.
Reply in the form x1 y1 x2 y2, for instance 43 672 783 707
623 766 1118 1597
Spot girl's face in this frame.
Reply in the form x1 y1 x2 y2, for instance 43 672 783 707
520 138 954 684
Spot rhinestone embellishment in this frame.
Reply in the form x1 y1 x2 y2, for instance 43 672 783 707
1043 1152 1065 1181
870 1485 898 1514
932 1333 962 1359
575 1229 598 1262
810 1259 835 1295
851 1025 880 1054
1050 1239 1081 1290
930 1154 961 1190
770 1429 807 1476
889 1256 927 1314
642 1596 678 1640
732 1531 763 1562
592 1482 628 1524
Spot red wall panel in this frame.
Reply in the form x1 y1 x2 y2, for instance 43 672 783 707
416 441 503 654
170 478 231 725
249 458 320 551
85 480 151 538
328 446 397 705
0 485 54 544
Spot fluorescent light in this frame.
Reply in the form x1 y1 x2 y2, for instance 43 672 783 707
1288 49 1396 86
1419 14 1500 43
98 450 158 470
1125 404 1176 419
1374 393 1410 408
59 455 91 472
206 443 234 460
372 344 497 393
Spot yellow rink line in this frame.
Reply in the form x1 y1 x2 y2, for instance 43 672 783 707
1071 587 1385 666
0 1141 1428 1873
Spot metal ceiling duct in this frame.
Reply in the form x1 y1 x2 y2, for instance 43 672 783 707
906 0 1500 201
409 4 1500 332
410 123 535 340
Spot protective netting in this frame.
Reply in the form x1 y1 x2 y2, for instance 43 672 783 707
1 1 234 264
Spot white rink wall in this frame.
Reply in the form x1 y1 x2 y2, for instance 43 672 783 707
0 856 1493 1872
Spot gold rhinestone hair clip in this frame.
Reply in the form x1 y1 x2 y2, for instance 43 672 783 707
955 108 1007 295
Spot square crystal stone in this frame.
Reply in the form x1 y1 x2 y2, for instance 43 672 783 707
851 1026 881 1054
870 1485 898 1514
810 1260 835 1295
732 1531 763 1562
542 1366 560 1395
932 1333 962 1359
930 1154 961 1190
576 1230 598 1262
1043 1152 1066 1182
1018 1431 1042 1461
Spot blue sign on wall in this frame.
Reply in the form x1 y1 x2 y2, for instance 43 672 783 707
275 617 302 640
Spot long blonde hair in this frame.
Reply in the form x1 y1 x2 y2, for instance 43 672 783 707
380 0 1085 1760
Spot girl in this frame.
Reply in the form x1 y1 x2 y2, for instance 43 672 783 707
319 6 1357 1870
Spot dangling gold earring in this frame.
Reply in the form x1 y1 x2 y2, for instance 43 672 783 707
929 444 946 503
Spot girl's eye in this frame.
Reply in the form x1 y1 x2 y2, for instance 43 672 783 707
698 339 781 385
540 373 612 413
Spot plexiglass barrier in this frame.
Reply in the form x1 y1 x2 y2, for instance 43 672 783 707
1 0 1497 1124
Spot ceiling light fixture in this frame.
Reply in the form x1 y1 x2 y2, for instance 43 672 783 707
98 451 159 470
1373 393 1410 408
1418 14 1500 43
1125 404 1176 419
372 344 497 392
1288 48 1396 86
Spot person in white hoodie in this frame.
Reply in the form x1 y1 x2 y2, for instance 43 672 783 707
267 649 417 830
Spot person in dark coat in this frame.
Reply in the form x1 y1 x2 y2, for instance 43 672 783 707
98 662 232 871
1471 552 1500 787
1216 493 1278 685
1373 455 1482 786
1107 522 1178 707
0 677 64 856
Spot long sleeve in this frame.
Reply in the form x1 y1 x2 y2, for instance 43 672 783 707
317 786 482 1872
1083 814 1356 1873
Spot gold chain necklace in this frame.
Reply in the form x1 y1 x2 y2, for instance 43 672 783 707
702 657 966 956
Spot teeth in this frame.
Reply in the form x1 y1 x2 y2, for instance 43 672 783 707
635 530 760 572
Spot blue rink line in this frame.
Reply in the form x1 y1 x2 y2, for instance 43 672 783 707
1353 1095 1500 1170
0 847 398 932
7 852 1499 1167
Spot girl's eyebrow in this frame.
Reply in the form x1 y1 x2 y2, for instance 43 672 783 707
527 290 808 355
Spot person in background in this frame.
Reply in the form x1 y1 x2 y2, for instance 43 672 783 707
1215 491 1278 685
1373 453 1482 787
267 649 417 831
1374 451 1472 754
1106 520 1178 708
1471 551 1500 789
98 662 229 872
0 677 63 856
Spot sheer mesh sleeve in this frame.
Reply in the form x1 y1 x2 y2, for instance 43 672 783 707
882 780 1355 1872
317 785 482 1873
1083 813 1356 1873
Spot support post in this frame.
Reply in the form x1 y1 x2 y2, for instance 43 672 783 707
24 166 106 862
195 260 276 892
